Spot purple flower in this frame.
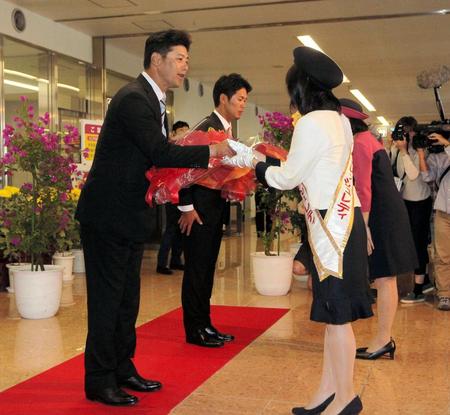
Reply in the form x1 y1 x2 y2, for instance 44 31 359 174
21 183 33 192
10 236 21 246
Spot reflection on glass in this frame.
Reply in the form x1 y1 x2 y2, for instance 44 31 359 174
3 38 50 187
57 56 88 164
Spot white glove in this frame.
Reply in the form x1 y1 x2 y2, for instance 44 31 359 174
221 140 254 168
227 139 254 157
222 152 254 168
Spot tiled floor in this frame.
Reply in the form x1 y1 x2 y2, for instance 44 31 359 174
0 223 448 414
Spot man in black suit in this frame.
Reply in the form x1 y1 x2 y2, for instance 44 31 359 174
75 30 233 407
156 121 190 275
178 74 252 347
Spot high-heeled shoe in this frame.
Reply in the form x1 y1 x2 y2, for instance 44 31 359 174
356 338 396 360
337 395 363 415
291 393 335 414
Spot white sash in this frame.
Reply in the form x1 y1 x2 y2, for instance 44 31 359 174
299 152 355 281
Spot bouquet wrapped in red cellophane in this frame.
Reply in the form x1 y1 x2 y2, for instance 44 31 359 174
145 129 287 206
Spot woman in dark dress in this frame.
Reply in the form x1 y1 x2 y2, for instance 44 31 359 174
340 99 417 360
223 47 373 415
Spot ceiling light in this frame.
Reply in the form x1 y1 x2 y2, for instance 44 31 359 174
434 9 450 15
4 68 49 83
57 83 80 92
349 89 376 112
377 116 390 126
297 35 350 83
4 79 39 91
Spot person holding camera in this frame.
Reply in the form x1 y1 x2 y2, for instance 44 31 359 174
417 132 450 310
391 116 434 304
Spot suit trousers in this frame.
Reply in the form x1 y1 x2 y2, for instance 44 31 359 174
81 225 144 392
157 203 183 268
181 186 225 335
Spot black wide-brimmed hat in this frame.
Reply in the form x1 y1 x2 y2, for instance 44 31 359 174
339 98 368 120
293 46 343 90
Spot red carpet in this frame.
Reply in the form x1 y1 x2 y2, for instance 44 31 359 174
0 305 288 414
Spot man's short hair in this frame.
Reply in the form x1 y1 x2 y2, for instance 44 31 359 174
172 120 189 132
213 73 252 107
144 30 191 69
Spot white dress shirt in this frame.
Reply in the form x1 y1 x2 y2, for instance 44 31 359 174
178 110 229 212
141 71 167 137
265 111 359 210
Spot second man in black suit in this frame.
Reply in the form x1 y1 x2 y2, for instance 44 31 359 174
178 74 252 347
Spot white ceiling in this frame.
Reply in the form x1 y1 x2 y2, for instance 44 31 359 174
9 0 450 125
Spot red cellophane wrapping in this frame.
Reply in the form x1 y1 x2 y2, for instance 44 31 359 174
145 130 288 206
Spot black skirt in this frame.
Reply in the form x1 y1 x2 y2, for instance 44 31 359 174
368 151 419 279
310 207 374 325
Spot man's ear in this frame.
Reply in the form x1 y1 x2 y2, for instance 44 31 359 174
151 52 162 67
219 93 229 106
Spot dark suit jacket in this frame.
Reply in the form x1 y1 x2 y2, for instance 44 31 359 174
179 112 225 206
76 74 210 241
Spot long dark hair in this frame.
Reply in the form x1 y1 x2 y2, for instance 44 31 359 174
349 118 369 135
285 64 341 115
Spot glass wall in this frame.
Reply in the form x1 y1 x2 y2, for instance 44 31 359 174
2 38 50 187
57 56 89 163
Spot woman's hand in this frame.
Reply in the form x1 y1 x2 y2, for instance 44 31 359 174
393 138 408 154
366 226 375 256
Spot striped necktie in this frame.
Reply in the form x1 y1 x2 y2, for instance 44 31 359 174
159 99 167 137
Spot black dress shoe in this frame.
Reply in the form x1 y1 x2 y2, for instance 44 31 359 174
205 326 235 342
186 328 224 347
156 266 173 275
120 374 162 392
86 387 138 406
170 263 185 271
356 338 396 360
337 396 363 415
292 393 335 414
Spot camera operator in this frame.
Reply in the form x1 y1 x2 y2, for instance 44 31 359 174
417 132 450 311
390 116 434 303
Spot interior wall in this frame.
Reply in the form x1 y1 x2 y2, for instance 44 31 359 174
0 0 91 63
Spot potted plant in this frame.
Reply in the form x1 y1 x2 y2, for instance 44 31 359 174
0 97 79 318
251 111 304 296
51 190 82 281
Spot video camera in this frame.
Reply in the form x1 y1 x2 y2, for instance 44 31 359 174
414 120 450 153
392 120 450 153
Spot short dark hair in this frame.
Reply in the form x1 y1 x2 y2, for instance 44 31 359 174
349 118 369 135
144 30 191 69
213 73 252 107
172 120 189 132
285 64 341 115
395 116 417 132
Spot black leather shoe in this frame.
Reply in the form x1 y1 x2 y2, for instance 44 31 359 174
292 393 335 414
120 374 162 392
337 396 363 415
86 387 138 406
186 328 224 347
356 338 396 360
156 266 173 275
205 326 235 342
170 263 185 271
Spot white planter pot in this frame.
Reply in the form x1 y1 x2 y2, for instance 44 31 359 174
251 251 294 296
60 281 75 307
52 252 75 281
14 265 64 319
72 249 85 274
6 263 31 293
